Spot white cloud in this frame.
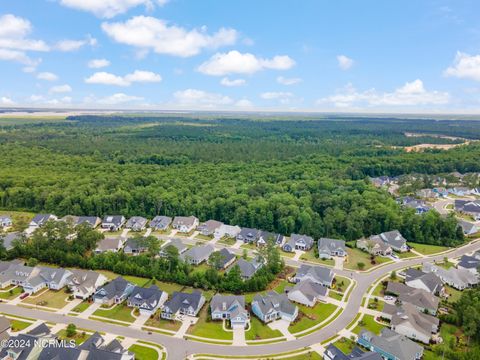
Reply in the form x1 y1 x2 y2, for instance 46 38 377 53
235 99 253 107
317 80 449 108
198 50 295 76
28 94 44 102
85 70 162 86
88 58 110 68
59 0 168 19
0 48 35 65
0 14 49 52
0 96 15 105
97 93 144 104
220 77 246 87
102 16 237 57
50 84 72 93
444 52 480 81
260 91 295 104
55 35 97 52
277 76 302 85
173 89 233 107
22 66 37 73
337 55 354 70
37 72 58 81
46 96 72 105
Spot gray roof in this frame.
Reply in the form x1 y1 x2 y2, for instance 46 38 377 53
455 199 480 213
424 263 479 287
210 294 247 317
126 216 148 229
286 233 314 248
325 344 382 360
160 238 187 255
172 216 198 228
150 216 172 229
386 282 439 312
290 279 328 302
458 219 477 234
229 258 262 279
68 269 104 294
164 291 203 314
253 291 297 317
317 238 346 253
96 237 122 252
102 215 124 227
124 237 147 252
198 220 223 234
1 232 22 250
383 302 439 335
379 230 407 248
181 244 214 262
214 248 236 268
128 285 164 311
94 277 133 301
63 216 100 227
359 328 423 360
405 268 443 293
237 228 260 241
458 255 480 270
31 214 55 226
295 264 334 285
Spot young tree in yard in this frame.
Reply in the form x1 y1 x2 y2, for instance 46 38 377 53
145 236 160 257
242 248 248 260
390 270 397 280
208 251 225 270
66 323 77 337
357 262 365 270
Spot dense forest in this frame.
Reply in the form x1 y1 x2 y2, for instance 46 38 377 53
0 114 478 245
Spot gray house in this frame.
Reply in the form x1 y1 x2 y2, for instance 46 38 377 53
93 276 135 306
386 282 439 315
62 216 101 228
457 255 480 275
1 232 22 251
101 215 126 231
404 268 444 296
124 238 148 255
125 217 148 231
317 238 346 259
287 279 328 307
181 244 214 265
324 344 382 360
282 234 314 252
291 264 334 287
458 220 478 236
257 231 284 246
29 214 57 228
159 239 188 257
149 216 172 231
127 285 168 315
0 215 12 228
236 228 260 243
251 291 298 323
95 237 123 254
197 220 223 236
161 291 205 320
228 258 263 280
22 266 72 294
423 263 479 290
210 294 249 328
209 248 236 269
378 230 408 252
172 216 199 233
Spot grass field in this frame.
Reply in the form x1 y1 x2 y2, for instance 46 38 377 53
145 313 182 332
289 303 337 334
397 251 418 259
409 243 450 255
353 315 386 335
72 301 91 313
187 306 232 340
334 276 352 293
299 251 335 266
10 319 32 332
128 344 159 360
23 289 69 309
332 337 356 355
0 286 23 300
245 316 283 340
217 237 236 246
344 248 391 271
93 303 135 323
57 328 89 345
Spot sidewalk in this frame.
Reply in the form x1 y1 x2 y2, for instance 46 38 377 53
59 298 82 315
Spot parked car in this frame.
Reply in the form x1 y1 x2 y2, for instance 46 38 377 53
19 293 29 300
384 295 395 301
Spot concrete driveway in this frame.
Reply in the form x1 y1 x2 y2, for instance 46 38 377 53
232 326 246 345
268 319 295 340
79 302 101 318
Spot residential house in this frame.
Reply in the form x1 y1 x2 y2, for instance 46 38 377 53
433 187 448 197
172 216 199 233
385 282 439 315
415 189 437 199
95 237 124 254
458 220 478 236
93 276 135 306
287 279 328 307
252 291 298 323
236 227 260 243
455 200 480 220
378 230 408 252
125 216 148 231
159 239 187 257
181 244 214 265
124 237 148 255
423 263 479 290
62 215 101 228
214 224 241 239
210 294 249 328
149 216 172 231
257 231 284 246
77 332 134 359
0 215 12 229
197 220 223 236
370 176 394 188
161 291 205 320
23 266 72 294
404 268 444 296
317 238 346 259
127 285 168 315
0 262 34 289
357 328 424 360
382 303 439 344
0 316 10 342
448 187 471 196
67 269 107 299
357 236 393 257
283 234 314 252
457 255 480 275
209 248 236 269
27 214 57 234
228 258 263 280
400 197 431 214
291 264 334 287
101 215 126 231
1 232 22 251
323 344 382 360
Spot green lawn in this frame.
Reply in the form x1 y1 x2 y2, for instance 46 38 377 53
289 303 337 333
299 251 335 266
344 248 391 271
187 306 232 340
276 352 322 360
57 329 89 345
332 337 356 355
353 315 386 335
397 251 418 259
408 242 450 255
93 303 135 323
145 313 182 332
245 316 283 340
329 291 344 301
72 301 91 313
0 210 35 231
217 237 236 246
10 319 32 332
240 243 257 250
181 287 215 301
445 285 463 303
23 289 69 309
334 276 352 293
123 275 152 287
195 234 212 241
0 286 23 300
128 344 159 360
367 298 385 311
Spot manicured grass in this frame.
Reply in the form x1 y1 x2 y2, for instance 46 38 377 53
123 275 153 287
289 303 337 333
93 303 135 323
23 289 69 308
187 306 232 340
0 286 23 300
397 251 418 259
278 352 322 360
240 243 256 250
332 337 356 355
271 279 290 294
72 301 91 313
245 316 282 340
280 251 296 258
217 237 236 246
195 234 212 241
367 298 385 311
329 291 344 301
409 242 450 255
344 248 391 271
353 315 385 335
57 329 89 345
145 313 182 332
128 344 159 360
300 251 334 266
181 287 215 301
334 276 351 293
445 285 463 303
151 281 184 294
10 319 32 332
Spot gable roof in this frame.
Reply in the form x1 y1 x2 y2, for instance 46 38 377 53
325 344 382 360
359 328 423 360
150 216 172 229
215 248 236 268
128 285 164 310
296 264 334 284
198 220 223 233
102 215 124 226
229 258 262 279
126 216 148 228
160 238 187 255
164 291 203 313
210 294 246 314
405 268 443 293
172 216 198 228
383 302 439 336
31 214 56 226
253 290 297 317
124 237 147 251
290 279 328 302
317 238 346 253
95 276 133 301
379 230 407 248
96 237 122 252
386 282 439 311
181 244 214 262
1 232 22 250
458 255 480 270
287 233 314 248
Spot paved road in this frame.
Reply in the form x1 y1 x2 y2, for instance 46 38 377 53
2 239 478 360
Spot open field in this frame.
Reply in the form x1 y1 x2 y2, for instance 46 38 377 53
23 289 69 309
409 242 450 255
344 248 392 271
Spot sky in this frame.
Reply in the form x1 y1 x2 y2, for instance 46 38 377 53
1 0 480 113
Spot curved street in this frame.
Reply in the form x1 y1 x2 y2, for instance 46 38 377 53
0 239 478 360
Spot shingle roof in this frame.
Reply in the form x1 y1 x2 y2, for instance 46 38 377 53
253 291 297 317
296 264 334 285
229 258 262 279
405 268 443 293
386 282 439 312
359 328 423 360
95 277 133 301
290 279 328 302
383 302 439 336
128 285 164 311
181 244 214 262
164 291 203 314
150 216 172 229
317 238 346 253
458 255 480 270
379 230 407 248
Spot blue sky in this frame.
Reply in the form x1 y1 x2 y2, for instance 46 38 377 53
1 0 480 112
